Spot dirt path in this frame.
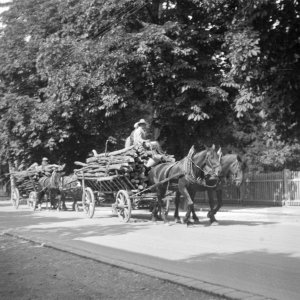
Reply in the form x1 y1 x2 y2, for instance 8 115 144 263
0 235 223 300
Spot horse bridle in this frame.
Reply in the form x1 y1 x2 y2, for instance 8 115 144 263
187 152 221 187
189 152 220 176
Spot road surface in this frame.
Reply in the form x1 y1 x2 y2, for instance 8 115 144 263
0 234 223 300
1 199 300 299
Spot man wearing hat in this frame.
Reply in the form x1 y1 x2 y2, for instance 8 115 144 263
41 157 51 176
132 119 164 156
42 157 49 166
33 157 50 210
125 122 139 148
133 119 148 145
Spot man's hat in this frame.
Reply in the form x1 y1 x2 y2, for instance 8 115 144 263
42 157 49 161
137 119 147 125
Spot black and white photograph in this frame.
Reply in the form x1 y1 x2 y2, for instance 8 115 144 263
0 0 299 299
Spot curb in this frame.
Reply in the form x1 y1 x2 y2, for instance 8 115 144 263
2 232 271 300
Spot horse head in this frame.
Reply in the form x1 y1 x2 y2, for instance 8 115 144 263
190 144 222 185
50 164 66 189
221 154 245 186
203 144 222 184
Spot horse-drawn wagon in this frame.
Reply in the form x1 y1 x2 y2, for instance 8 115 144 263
10 164 66 210
10 170 42 209
74 144 176 221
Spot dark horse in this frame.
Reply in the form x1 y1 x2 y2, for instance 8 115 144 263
148 145 222 223
35 168 65 210
59 174 82 210
174 153 245 224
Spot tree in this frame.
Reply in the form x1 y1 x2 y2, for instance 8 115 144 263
1 0 299 171
222 0 300 170
0 0 231 166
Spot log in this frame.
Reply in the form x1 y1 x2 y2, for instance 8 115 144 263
85 157 99 163
76 176 100 181
78 163 130 174
86 154 136 164
95 173 107 177
74 161 87 167
96 175 122 182
95 145 135 157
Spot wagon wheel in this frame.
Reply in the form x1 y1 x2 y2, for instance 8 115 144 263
28 191 37 209
11 187 20 209
82 187 95 218
115 190 131 223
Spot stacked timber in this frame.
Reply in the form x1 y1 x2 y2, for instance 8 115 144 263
74 144 174 190
11 164 65 191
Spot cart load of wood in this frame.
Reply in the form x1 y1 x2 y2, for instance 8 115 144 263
11 164 64 177
74 144 174 190
11 164 65 187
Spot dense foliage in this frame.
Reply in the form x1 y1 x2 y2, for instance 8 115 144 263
0 0 299 172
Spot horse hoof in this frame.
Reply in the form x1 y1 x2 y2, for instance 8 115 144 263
207 211 213 218
186 221 194 227
193 217 200 224
174 217 181 223
181 217 191 225
210 220 219 226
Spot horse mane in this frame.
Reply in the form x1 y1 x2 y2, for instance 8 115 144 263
235 154 247 171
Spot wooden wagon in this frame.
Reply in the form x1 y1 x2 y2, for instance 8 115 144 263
74 171 178 222
74 143 177 221
10 171 42 209
10 165 66 210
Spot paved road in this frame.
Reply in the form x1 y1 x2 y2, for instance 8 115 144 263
0 234 223 300
1 199 300 299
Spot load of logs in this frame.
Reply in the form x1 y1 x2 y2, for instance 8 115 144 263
74 144 174 190
11 164 65 193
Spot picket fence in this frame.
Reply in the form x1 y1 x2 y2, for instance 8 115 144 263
1 169 300 206
195 169 300 206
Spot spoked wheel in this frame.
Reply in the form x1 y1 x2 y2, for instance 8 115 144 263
11 187 20 209
115 190 131 223
28 191 37 209
82 187 95 218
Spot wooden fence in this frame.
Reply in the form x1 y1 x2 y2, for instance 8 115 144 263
195 169 300 206
2 168 300 206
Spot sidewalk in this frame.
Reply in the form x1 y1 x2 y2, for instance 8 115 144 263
1 200 299 300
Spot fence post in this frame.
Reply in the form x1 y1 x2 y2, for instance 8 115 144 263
283 169 290 205
8 161 15 200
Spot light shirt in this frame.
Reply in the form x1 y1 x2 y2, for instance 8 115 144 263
133 126 147 144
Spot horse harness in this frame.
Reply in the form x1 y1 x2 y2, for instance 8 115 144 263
184 151 221 188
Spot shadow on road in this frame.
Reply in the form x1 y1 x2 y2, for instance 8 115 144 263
203 219 278 227
179 250 300 300
0 208 153 241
